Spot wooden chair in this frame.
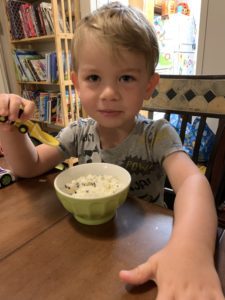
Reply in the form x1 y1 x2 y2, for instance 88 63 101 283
142 75 225 228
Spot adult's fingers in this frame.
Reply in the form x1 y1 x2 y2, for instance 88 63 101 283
119 259 156 285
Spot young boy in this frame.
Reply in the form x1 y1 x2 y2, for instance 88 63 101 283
0 2 224 299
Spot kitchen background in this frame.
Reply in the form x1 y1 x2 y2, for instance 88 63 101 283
1 0 225 95
79 0 225 76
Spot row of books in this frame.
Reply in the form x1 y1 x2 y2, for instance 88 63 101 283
12 49 70 83
7 0 69 40
22 90 63 124
22 89 77 125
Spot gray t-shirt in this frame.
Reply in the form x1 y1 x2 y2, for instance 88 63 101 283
57 114 183 206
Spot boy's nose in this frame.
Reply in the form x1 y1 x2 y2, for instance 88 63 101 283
100 84 120 101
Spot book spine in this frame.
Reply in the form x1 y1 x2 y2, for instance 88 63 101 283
14 51 27 81
30 5 40 36
29 59 46 81
40 5 52 35
23 59 36 81
56 94 63 125
50 95 58 123
45 53 51 82
43 93 49 122
39 93 46 121
50 52 58 83
6 0 25 39
25 4 37 37
33 91 41 120
37 5 47 35
19 4 30 38
27 60 41 81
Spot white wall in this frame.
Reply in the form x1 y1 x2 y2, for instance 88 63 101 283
197 0 225 75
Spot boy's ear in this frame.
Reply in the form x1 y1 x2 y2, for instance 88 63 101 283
71 71 81 97
71 71 80 92
145 73 160 99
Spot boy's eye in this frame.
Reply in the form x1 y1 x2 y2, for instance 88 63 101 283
86 75 100 82
120 75 135 82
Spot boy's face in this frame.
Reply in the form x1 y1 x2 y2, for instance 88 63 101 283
72 36 159 130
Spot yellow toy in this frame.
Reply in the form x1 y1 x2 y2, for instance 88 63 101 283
0 115 59 147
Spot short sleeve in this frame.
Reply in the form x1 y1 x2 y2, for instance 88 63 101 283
148 119 183 165
56 122 79 159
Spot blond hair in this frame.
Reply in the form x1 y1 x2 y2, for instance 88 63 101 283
72 1 159 76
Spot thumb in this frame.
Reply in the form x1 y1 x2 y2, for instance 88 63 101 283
119 257 157 285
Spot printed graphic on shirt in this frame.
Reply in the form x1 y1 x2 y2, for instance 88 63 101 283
82 133 95 143
122 155 153 175
83 145 100 163
121 155 162 202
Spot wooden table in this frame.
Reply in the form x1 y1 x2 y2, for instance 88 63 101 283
0 158 224 300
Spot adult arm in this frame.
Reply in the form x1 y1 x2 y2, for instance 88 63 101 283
120 151 224 299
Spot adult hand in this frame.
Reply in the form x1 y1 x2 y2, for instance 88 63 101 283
119 242 225 299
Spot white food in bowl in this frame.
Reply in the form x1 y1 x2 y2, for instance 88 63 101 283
65 174 121 198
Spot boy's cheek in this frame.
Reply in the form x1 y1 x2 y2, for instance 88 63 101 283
78 95 91 109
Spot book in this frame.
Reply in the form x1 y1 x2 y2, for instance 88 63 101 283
18 10 28 38
26 59 41 81
39 2 54 35
6 0 26 40
56 94 63 125
23 58 37 81
19 3 31 38
38 92 48 121
49 92 59 123
14 49 43 82
50 52 58 83
12 51 27 81
23 3 37 37
45 53 50 82
30 4 41 36
28 59 47 81
35 3 47 35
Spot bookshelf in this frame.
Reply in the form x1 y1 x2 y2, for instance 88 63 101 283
3 0 81 128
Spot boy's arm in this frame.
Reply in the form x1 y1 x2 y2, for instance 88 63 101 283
120 151 224 299
0 94 64 177
0 126 64 177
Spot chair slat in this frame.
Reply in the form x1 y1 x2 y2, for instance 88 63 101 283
192 116 206 164
180 114 189 144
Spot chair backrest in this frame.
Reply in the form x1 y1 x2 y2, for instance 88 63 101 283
142 75 225 217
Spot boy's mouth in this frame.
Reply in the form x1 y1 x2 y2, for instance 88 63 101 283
98 110 122 117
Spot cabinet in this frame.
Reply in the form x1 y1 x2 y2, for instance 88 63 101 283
3 0 81 128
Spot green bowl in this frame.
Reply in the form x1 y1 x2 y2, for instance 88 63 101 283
54 163 131 225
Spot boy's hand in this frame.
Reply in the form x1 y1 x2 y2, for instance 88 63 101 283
0 94 34 131
119 242 225 299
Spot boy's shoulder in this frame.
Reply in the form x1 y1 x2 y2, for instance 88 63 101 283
136 114 180 142
58 117 96 139
136 114 169 129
